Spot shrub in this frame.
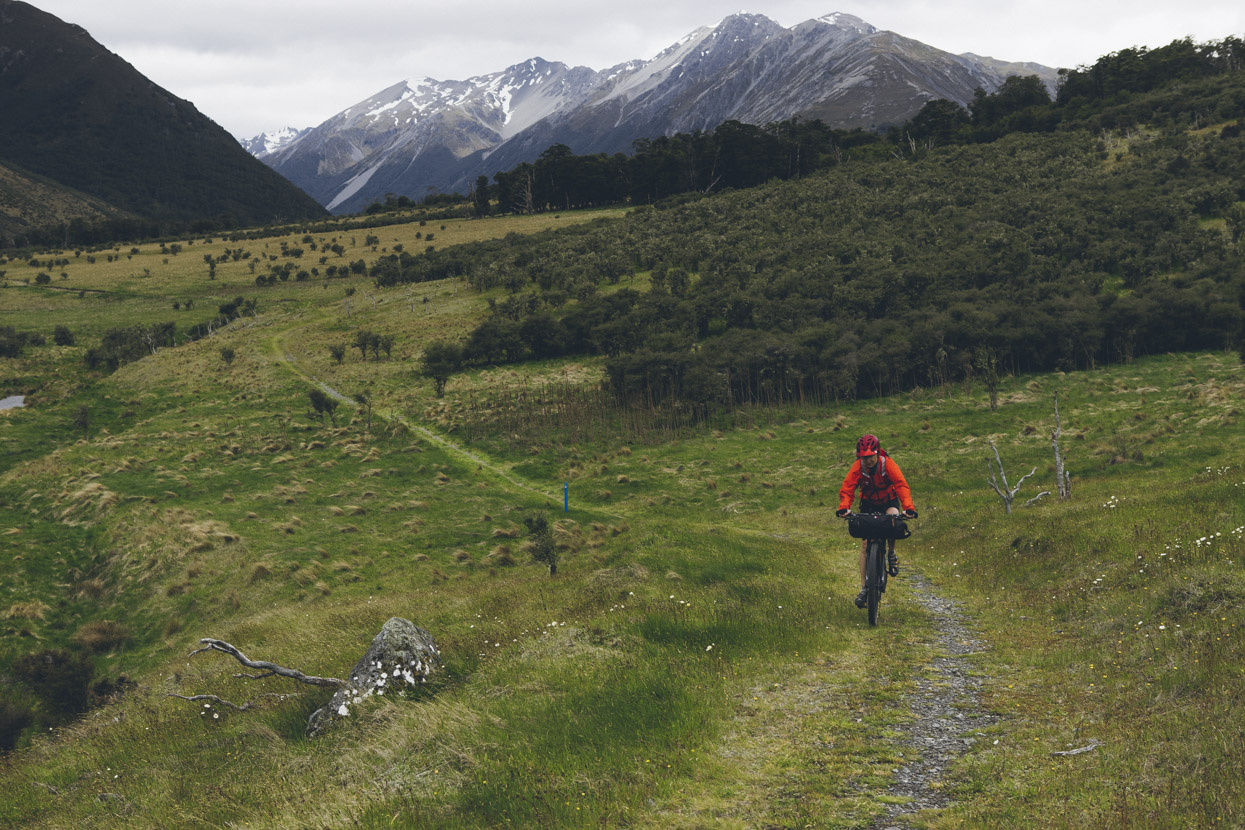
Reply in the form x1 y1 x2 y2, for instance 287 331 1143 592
524 514 558 575
71 620 129 652
308 388 338 425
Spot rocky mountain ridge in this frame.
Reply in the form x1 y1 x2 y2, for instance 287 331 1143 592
253 11 1059 214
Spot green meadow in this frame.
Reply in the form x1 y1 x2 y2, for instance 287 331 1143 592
1 207 1242 828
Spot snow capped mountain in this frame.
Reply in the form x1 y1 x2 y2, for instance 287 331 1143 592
257 58 601 211
255 11 1058 214
238 126 311 158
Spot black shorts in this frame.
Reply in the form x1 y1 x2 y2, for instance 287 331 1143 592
859 498 901 514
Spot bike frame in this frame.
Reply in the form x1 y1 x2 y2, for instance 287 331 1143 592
843 511 907 627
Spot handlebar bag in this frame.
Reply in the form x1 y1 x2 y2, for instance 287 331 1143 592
848 513 911 540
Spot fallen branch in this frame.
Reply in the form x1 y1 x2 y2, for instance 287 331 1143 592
187 638 346 688
167 692 296 712
1051 740 1102 757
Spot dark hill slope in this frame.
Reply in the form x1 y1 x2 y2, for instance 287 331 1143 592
0 158 125 243
0 1 326 229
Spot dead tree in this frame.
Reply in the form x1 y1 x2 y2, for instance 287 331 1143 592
1052 392 1071 499
987 440 1048 513
170 618 439 737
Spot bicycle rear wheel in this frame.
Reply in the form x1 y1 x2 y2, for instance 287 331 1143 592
865 539 883 626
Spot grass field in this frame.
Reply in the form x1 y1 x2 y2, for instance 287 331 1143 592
1 207 1242 828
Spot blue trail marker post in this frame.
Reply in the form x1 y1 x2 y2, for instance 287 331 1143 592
564 482 569 513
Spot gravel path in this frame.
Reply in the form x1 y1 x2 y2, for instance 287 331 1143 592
872 570 997 829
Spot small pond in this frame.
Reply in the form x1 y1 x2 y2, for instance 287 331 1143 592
0 396 26 411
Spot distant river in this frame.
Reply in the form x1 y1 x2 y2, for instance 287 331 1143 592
0 396 25 411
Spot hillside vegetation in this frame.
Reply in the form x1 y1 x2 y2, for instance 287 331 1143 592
0 47 1244 827
0 161 128 243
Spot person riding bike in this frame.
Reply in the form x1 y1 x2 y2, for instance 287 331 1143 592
836 434 918 609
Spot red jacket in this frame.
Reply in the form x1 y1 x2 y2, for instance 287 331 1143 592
839 454 915 512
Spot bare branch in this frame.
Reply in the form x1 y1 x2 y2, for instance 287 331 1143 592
1024 491 1052 507
986 441 1040 514
985 465 1008 499
1014 467 1039 491
1051 740 1102 757
189 638 346 688
167 692 296 712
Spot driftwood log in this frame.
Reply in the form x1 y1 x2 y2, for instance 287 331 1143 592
171 617 440 737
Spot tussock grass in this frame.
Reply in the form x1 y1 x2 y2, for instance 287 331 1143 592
4 601 51 620
70 620 128 652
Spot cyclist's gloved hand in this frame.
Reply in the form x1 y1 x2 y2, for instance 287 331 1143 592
835 508 848 518
904 508 918 518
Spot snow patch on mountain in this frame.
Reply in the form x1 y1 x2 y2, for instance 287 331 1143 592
327 163 383 212
239 126 311 158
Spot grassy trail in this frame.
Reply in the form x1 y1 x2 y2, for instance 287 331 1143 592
264 309 563 505
258 304 968 827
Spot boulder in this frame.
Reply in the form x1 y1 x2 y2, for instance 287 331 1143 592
306 617 440 737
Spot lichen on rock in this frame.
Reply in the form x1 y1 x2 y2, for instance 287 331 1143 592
306 617 440 737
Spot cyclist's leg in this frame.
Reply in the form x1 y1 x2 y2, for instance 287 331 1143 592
885 501 901 573
852 530 869 606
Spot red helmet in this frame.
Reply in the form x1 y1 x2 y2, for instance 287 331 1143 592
856 434 880 457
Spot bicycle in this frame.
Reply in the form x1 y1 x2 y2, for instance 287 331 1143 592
841 511 913 626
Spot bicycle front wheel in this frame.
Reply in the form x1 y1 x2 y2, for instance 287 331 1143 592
865 539 883 626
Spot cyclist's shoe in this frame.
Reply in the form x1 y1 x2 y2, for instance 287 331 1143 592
887 550 900 577
854 588 868 608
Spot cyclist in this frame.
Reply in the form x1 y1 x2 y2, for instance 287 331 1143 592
835 434 918 608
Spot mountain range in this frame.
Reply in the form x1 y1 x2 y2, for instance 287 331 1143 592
250 12 1059 214
0 0 326 244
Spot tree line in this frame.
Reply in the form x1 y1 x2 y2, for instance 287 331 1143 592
464 35 1245 220
476 120 892 216
902 36 1245 146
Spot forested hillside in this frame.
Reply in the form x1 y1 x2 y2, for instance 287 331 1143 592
375 107 1244 409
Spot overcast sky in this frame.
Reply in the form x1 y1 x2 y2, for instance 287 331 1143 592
30 1 1245 139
